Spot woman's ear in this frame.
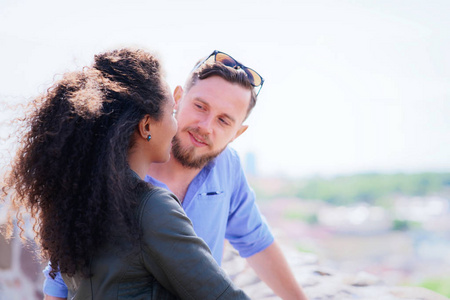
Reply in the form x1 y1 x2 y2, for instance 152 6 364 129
137 115 152 139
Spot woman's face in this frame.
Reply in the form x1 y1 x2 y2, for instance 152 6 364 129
148 88 178 163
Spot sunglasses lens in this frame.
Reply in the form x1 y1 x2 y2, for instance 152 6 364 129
207 51 263 93
215 52 238 68
244 68 262 87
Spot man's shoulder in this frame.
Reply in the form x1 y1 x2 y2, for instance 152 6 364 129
215 146 242 165
206 147 245 188
208 147 243 178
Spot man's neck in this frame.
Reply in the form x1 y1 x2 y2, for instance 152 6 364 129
148 156 202 202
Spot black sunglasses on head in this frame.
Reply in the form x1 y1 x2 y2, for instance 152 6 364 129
193 50 265 96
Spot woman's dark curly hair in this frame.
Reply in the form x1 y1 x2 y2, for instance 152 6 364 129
1 48 169 278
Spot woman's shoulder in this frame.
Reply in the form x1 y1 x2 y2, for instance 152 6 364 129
140 186 180 205
137 187 184 222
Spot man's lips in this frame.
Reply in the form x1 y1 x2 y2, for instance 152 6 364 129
188 131 208 147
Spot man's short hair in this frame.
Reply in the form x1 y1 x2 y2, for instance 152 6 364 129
184 62 257 121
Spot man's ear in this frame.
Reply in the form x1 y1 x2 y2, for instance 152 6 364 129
173 85 184 109
230 125 249 143
138 115 152 139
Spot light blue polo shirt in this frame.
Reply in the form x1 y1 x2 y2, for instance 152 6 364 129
43 146 274 297
146 146 274 264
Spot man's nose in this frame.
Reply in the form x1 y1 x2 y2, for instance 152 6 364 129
197 115 213 134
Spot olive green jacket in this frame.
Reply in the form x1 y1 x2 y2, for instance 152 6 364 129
62 177 249 299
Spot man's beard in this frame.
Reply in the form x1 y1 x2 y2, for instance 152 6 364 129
171 131 224 169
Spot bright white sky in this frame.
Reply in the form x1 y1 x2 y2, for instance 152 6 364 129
1 0 449 177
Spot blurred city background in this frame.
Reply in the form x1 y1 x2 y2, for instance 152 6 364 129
248 169 450 297
1 0 450 298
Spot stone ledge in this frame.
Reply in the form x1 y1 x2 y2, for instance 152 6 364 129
222 243 449 300
1 231 448 300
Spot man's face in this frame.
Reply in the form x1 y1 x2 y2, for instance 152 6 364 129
172 76 251 169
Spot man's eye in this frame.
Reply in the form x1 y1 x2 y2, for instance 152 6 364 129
219 118 229 126
195 104 204 110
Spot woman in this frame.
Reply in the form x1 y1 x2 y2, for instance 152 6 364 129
1 48 249 299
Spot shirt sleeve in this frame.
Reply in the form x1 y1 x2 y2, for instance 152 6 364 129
225 152 274 258
42 262 69 298
139 188 250 300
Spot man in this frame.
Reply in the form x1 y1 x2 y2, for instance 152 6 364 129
44 50 308 300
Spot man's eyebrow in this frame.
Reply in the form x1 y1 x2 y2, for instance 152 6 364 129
194 98 237 124
194 97 208 105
